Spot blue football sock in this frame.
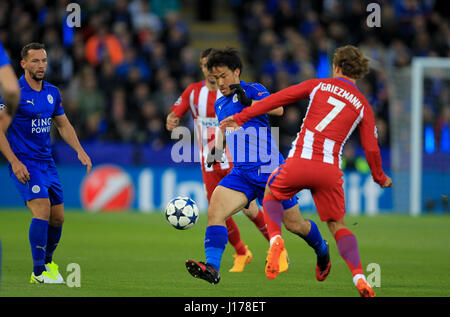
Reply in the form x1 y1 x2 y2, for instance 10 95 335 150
204 225 228 271
303 220 328 258
29 218 48 276
45 225 62 264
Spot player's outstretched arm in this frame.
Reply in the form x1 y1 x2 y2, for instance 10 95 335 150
233 79 316 126
53 114 92 174
359 105 392 188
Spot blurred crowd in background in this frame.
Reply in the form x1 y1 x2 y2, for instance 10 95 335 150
231 0 449 158
0 0 448 168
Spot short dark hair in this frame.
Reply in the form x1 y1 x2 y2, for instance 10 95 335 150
206 47 243 73
201 48 215 59
21 43 46 59
332 45 370 80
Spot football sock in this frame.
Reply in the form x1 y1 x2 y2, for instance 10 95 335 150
334 228 364 276
262 193 284 239
225 217 247 255
302 220 329 257
29 218 49 276
204 225 228 271
45 225 62 264
248 209 269 241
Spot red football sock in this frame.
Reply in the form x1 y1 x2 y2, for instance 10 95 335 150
334 228 364 276
225 217 247 255
262 193 283 240
248 209 269 241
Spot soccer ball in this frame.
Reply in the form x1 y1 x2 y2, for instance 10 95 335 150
165 196 199 230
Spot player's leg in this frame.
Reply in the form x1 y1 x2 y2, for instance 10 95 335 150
47 203 64 264
44 203 65 282
228 200 268 273
27 198 51 277
327 217 374 297
205 185 249 268
282 202 331 281
203 170 250 270
242 200 269 241
312 166 374 297
262 159 330 280
225 216 253 272
186 185 248 284
39 162 65 282
26 198 60 283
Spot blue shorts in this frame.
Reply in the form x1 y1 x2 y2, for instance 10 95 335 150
218 166 298 210
9 158 64 206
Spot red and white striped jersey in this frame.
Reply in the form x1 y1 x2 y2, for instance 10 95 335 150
171 80 231 173
234 77 387 186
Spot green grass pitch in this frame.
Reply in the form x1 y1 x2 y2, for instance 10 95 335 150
0 209 449 297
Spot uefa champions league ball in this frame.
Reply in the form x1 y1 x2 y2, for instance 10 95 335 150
165 196 199 230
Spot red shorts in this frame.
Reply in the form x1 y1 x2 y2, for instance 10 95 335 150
267 157 345 222
202 167 232 202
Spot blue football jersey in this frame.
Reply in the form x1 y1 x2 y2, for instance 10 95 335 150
0 41 10 67
215 81 283 170
1 75 65 161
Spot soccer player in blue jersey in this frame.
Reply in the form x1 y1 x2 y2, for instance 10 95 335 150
185 48 330 284
0 43 92 284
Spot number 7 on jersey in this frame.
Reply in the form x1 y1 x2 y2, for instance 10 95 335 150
315 96 346 132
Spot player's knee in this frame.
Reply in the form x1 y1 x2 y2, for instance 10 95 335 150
285 218 310 237
283 207 310 236
50 214 64 227
206 204 224 226
243 201 258 218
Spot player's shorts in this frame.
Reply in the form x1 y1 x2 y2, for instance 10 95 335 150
202 167 232 202
9 158 64 206
218 166 298 210
267 157 345 222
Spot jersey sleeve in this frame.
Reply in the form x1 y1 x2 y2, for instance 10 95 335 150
234 79 320 125
359 103 387 186
171 84 194 118
52 88 65 117
246 83 270 101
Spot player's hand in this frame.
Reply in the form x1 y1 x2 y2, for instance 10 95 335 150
78 150 92 175
381 175 393 188
206 146 224 168
11 160 30 184
220 116 240 131
229 84 252 107
166 112 180 131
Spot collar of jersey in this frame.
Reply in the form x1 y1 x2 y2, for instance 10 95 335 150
19 75 49 92
335 77 357 89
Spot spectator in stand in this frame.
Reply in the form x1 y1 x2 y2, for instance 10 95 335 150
75 66 106 140
116 47 151 82
85 25 124 67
